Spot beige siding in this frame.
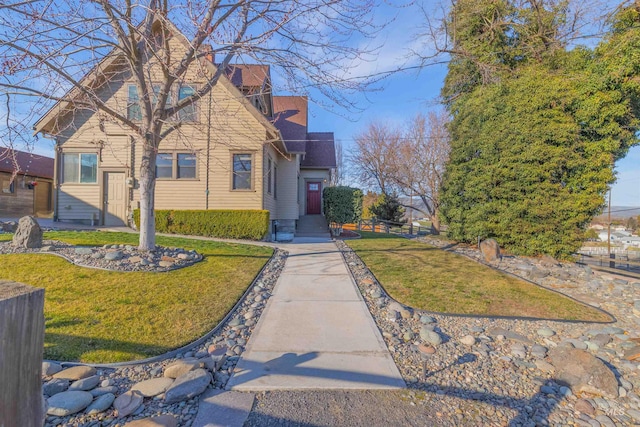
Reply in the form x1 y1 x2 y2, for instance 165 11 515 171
57 184 101 222
262 144 278 218
299 169 331 216
55 33 274 222
276 154 300 220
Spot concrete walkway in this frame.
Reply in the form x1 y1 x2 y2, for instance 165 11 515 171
227 237 405 390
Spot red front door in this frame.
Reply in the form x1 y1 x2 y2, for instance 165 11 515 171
306 182 322 215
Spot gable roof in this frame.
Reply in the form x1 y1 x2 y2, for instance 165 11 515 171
272 96 308 153
302 132 336 168
0 148 54 179
33 17 282 145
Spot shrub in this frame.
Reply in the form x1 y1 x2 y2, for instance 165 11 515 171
370 193 406 224
323 186 363 235
133 209 269 240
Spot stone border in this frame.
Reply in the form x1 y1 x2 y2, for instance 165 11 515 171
49 248 284 368
14 249 204 273
336 238 615 324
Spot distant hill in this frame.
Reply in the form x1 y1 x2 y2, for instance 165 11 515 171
594 206 640 221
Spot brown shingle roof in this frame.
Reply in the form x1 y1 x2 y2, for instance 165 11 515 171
302 133 336 168
223 64 270 88
272 96 308 153
0 148 54 179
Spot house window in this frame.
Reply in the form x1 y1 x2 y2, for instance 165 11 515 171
127 85 141 120
232 153 252 190
274 165 277 199
156 152 198 179
1 177 15 194
152 85 172 108
177 153 196 179
178 85 197 121
62 153 97 183
156 153 173 179
267 157 272 194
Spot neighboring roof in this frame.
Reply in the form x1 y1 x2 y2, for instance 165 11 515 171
223 64 269 88
302 132 336 168
0 148 54 179
272 96 308 153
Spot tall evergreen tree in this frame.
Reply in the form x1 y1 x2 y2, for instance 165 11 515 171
439 0 640 257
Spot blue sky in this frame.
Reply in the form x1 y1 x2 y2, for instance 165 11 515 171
23 0 640 206
302 1 640 207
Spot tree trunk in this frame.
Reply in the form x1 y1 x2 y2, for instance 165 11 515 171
431 210 441 235
139 143 157 251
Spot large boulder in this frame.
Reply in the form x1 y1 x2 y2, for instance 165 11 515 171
164 369 211 404
12 216 43 248
548 347 619 398
479 239 500 262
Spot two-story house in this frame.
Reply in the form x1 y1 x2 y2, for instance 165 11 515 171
32 22 335 238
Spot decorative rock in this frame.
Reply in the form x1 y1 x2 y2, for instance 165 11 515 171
90 386 118 397
531 344 548 359
510 343 527 358
42 361 63 377
113 390 144 417
624 345 640 361
164 358 201 378
46 390 93 416
159 261 173 268
68 375 100 391
537 328 555 337
43 378 70 396
164 368 212 404
123 415 178 427
479 239 500 262
627 409 640 422
104 250 123 261
460 335 475 346
128 256 143 263
548 347 619 398
575 398 596 416
52 365 96 381
420 315 435 324
131 377 174 397
540 255 559 267
85 392 115 415
420 328 442 346
74 247 93 255
12 216 43 248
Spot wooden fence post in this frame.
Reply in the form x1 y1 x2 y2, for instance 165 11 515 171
0 280 45 427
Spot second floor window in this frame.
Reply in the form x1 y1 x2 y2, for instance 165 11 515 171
178 85 197 122
127 85 141 121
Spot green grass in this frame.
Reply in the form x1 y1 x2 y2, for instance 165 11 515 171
346 232 610 321
0 231 272 363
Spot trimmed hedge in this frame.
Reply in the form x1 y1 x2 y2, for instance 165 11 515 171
323 186 363 226
133 209 270 240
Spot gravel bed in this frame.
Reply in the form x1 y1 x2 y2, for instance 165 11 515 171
41 248 286 427
337 238 640 427
0 240 203 272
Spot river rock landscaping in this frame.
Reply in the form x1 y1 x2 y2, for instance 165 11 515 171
40 249 286 427
338 237 640 427
0 240 203 272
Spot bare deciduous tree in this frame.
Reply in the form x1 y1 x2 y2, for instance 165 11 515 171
389 111 449 232
349 122 400 195
0 0 380 250
350 111 449 232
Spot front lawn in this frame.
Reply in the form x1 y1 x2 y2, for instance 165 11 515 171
346 232 610 321
0 231 272 363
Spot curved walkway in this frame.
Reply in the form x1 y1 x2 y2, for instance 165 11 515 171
227 237 405 390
